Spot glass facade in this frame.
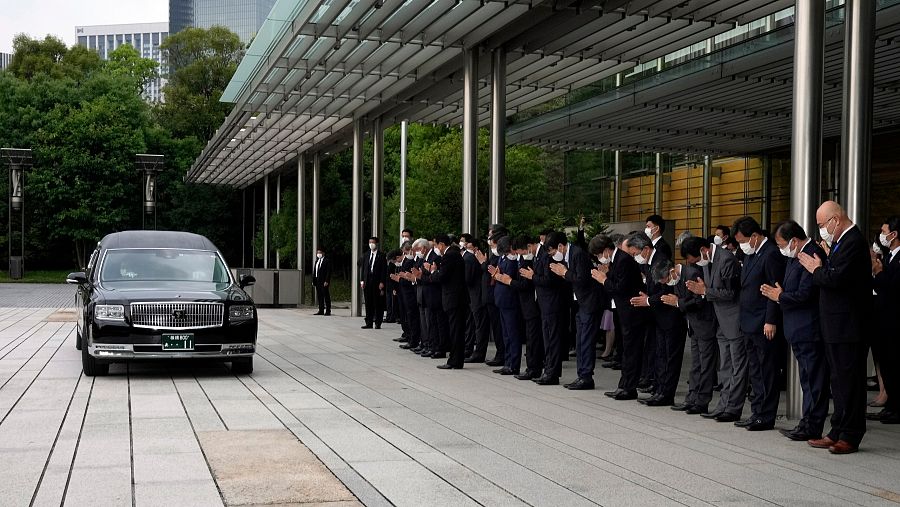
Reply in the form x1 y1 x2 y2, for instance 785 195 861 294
169 0 276 42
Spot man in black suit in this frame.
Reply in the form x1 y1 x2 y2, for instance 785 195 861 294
596 232 650 400
312 246 332 316
522 231 568 385
761 220 829 441
869 216 900 424
419 237 447 358
732 216 786 432
646 214 673 260
361 236 387 329
503 236 543 380
799 201 871 454
483 227 508 366
461 234 490 363
429 235 469 370
396 243 421 350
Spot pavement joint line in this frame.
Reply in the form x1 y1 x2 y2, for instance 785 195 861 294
250 349 462 507
0 318 48 361
0 323 71 426
59 376 96 506
255 345 536 507
193 371 230 431
127 363 137 507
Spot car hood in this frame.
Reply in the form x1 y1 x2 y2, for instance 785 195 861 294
96 281 249 303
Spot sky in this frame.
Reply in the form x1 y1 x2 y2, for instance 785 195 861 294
0 0 168 53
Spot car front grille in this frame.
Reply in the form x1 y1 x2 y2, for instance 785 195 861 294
130 302 224 329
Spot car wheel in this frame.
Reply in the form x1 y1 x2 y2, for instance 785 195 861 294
231 357 253 375
81 329 109 377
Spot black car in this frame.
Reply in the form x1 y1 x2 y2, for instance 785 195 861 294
67 230 258 376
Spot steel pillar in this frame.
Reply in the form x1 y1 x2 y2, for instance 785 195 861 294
702 155 712 235
351 120 364 317
788 0 825 421
399 120 408 238
372 117 384 239
276 173 281 268
613 151 622 222
263 174 269 269
311 152 320 279
489 47 506 228
462 47 479 234
654 153 663 214
840 0 875 234
297 153 306 304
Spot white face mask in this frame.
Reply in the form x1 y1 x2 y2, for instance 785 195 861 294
433 247 441 257
552 251 564 262
401 237 410 246
491 248 499 256
634 253 648 265
415 251 423 259
459 241 467 249
645 226 657 238
779 240 796 259
880 232 894 248
713 235 724 246
739 241 755 256
598 255 610 265
819 217 836 246
506 253 517 261
522 254 534 261
695 250 710 267
666 273 680 286
394 261 402 267
369 243 378 251
316 253 323 259
404 253 414 260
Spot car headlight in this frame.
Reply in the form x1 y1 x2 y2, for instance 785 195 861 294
229 305 254 321
95 304 125 320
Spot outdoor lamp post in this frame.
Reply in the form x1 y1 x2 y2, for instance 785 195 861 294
135 154 164 230
1 148 32 279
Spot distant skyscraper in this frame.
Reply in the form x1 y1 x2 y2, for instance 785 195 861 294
75 22 169 103
169 0 276 43
0 52 11 71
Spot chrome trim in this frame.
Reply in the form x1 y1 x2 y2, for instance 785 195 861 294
129 302 224 330
89 343 254 360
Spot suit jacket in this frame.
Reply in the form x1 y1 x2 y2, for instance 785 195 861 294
312 256 331 285
874 247 900 319
564 244 607 314
647 253 684 331
703 245 742 340
430 246 469 311
494 256 521 310
674 262 717 338
398 257 417 297
780 240 825 343
654 237 673 260
462 250 484 312
482 253 500 306
813 226 872 343
510 257 540 320
532 248 568 314
420 249 443 310
738 238 785 335
603 248 649 325
362 250 387 285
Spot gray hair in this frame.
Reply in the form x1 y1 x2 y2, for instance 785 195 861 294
411 238 430 250
625 231 652 251
675 231 693 248
651 258 675 282
401 240 413 251
610 233 626 247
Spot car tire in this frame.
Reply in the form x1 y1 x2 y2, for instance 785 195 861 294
81 328 109 377
231 357 253 375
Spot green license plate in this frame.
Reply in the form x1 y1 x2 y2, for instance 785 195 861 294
162 333 194 351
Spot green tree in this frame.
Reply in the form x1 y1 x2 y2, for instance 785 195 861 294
7 34 100 81
105 44 159 96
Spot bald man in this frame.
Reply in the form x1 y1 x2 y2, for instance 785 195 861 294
798 201 872 455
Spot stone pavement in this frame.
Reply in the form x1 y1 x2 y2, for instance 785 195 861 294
0 298 898 506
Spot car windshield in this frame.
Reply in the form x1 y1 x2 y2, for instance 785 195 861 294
100 249 230 283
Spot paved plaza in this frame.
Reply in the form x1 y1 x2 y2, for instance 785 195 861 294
0 285 899 506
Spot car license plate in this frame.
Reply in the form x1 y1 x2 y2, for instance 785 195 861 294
162 333 194 351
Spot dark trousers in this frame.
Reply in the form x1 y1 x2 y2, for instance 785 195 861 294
790 339 830 436
825 341 868 446
612 309 623 363
656 324 687 399
418 305 430 350
385 286 397 321
641 321 658 384
427 308 448 352
541 311 563 378
401 291 421 347
879 336 900 413
523 316 544 374
746 332 781 424
618 315 647 391
499 307 522 372
685 331 718 407
315 283 331 313
446 305 468 367
487 303 504 361
574 310 600 379
363 282 383 325
464 307 490 360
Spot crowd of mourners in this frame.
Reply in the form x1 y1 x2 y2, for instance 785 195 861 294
350 200 898 455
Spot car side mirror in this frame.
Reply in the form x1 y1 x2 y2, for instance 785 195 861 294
66 272 88 285
239 274 256 288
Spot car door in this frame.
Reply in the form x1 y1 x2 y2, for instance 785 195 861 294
76 248 100 332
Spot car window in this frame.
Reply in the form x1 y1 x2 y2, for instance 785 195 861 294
100 249 230 283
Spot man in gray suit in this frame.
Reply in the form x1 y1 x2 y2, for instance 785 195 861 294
685 236 746 422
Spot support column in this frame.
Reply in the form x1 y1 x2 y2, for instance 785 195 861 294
297 153 306 305
311 152 320 281
613 151 622 222
263 174 269 269
372 116 384 239
490 47 506 228
241 189 246 268
252 185 257 267
761 156 772 231
351 120 364 317
462 47 479 234
399 120 408 238
654 153 663 214
702 155 712 235
276 173 281 268
840 0 875 233
788 0 825 421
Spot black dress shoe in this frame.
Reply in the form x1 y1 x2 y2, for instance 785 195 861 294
430 352 447 359
566 378 595 390
436 363 462 370
671 402 692 411
601 361 621 369
324 312 331 316
637 384 656 394
314 311 324 315
392 337 404 342
514 370 536 380
881 414 900 424
384 319 396 324
374 324 381 329
604 389 637 400
715 413 741 423
463 356 485 363
734 418 755 428
361 324 373 329
686 405 708 415
399 343 412 349
637 394 657 405
780 428 820 441
867 409 894 421
419 349 433 357
746 420 775 431
645 396 674 407
485 359 504 367
534 375 559 386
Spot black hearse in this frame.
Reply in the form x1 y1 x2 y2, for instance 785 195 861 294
67 231 257 376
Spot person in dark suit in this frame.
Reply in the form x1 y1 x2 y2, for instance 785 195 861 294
596 232 650 400
669 237 718 415
503 236 543 380
799 201 872 454
760 220 829 441
522 231 568 385
483 227 508 366
408 239 431 355
460 234 490 363
385 249 404 328
312 246 332 316
869 216 900 424
419 237 447 359
396 243 421 350
646 214 673 260
550 233 607 390
490 236 523 375
428 235 469 370
732 216 786 431
361 236 387 329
